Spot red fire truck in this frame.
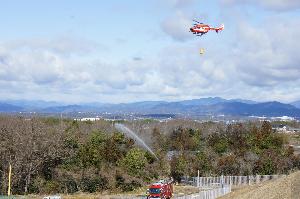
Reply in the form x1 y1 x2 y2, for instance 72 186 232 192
147 180 173 199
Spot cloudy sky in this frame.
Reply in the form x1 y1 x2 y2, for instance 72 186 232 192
0 0 299 103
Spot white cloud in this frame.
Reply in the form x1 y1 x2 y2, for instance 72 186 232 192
159 0 201 42
161 11 192 42
1 31 300 103
233 18 300 87
221 0 300 11
4 37 100 57
168 0 196 8
157 13 300 102
1 5 300 104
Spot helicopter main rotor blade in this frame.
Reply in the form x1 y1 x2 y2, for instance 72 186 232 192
193 19 201 24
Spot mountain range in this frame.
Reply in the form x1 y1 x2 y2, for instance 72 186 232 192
291 100 300 109
1 97 300 117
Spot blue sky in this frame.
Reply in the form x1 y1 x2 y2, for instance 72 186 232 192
0 0 300 103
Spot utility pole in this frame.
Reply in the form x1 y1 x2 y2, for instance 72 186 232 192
8 163 12 196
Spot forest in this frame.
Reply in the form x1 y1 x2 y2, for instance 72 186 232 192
0 116 299 195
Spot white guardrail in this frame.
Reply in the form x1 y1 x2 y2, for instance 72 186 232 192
176 174 286 199
175 185 231 199
183 174 286 187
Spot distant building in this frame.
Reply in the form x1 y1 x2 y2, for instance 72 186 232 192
271 116 296 121
272 124 300 134
74 117 101 122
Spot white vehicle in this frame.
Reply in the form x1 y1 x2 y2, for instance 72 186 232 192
43 196 61 199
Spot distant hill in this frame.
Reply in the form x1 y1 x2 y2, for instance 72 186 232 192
169 97 257 106
95 100 300 117
291 100 300 109
180 97 227 106
2 99 64 109
41 105 96 113
228 98 258 104
2 98 300 117
200 101 300 117
0 103 23 112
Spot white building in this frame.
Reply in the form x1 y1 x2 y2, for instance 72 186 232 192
74 117 101 122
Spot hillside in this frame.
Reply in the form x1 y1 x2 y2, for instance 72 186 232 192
220 171 300 199
202 101 300 117
0 116 299 196
0 103 23 112
292 100 300 109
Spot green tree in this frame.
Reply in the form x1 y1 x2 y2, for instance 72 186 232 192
170 155 187 183
194 151 213 176
253 149 277 175
208 134 229 154
217 155 240 175
118 148 147 177
103 132 127 165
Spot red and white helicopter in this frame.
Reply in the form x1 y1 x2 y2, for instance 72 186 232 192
190 20 224 36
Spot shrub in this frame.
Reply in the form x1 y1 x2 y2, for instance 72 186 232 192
115 174 142 192
170 155 187 183
80 176 108 193
118 148 147 177
59 177 78 194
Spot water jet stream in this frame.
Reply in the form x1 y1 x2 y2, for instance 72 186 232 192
115 123 158 160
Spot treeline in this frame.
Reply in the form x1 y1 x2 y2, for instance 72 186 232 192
0 116 162 195
0 116 299 195
151 121 300 182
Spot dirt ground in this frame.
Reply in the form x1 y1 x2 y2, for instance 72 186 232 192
220 171 300 199
23 184 200 199
9 172 300 199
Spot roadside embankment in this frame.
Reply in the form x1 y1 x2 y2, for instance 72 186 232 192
220 171 300 199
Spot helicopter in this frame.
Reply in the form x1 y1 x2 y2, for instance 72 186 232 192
190 20 224 36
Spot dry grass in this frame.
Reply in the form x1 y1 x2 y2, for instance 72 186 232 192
220 171 300 199
173 184 200 197
11 172 300 199
19 184 200 199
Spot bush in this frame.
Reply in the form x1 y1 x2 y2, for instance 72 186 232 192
195 151 213 176
43 117 60 125
217 155 240 175
118 148 147 177
80 176 108 193
253 149 277 175
208 134 229 154
60 178 78 193
32 178 60 194
170 155 187 183
115 174 141 192
122 180 141 192
44 181 60 194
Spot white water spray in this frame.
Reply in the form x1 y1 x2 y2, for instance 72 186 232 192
115 123 158 160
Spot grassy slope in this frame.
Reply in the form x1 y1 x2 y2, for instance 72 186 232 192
220 171 300 199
